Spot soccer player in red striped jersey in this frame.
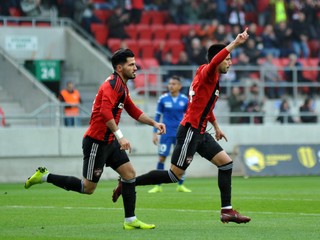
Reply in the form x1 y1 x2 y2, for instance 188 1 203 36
112 29 251 224
24 49 166 230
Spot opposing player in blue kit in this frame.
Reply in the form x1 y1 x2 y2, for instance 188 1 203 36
149 76 191 193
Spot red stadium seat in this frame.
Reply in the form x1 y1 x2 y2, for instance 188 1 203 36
135 58 146 69
300 58 319 82
93 9 113 23
139 39 155 58
134 74 158 95
151 24 167 40
136 24 152 40
166 40 185 60
9 7 22 17
36 22 51 27
90 23 108 45
107 38 121 52
308 40 319 58
142 58 159 69
124 24 138 39
166 24 181 40
20 22 33 26
151 11 169 25
124 39 140 56
140 11 152 25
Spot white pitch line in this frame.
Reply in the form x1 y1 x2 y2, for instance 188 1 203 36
2 205 320 217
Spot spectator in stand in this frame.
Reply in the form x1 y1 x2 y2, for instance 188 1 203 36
185 37 207 66
276 99 299 124
20 0 41 16
155 44 175 83
243 38 261 65
228 2 246 28
284 53 314 95
130 0 144 24
174 51 193 95
168 0 186 24
0 105 6 127
182 27 198 50
198 0 217 21
108 5 130 39
302 0 318 40
274 21 294 57
214 0 228 24
247 22 262 47
214 24 228 44
59 81 82 127
290 11 311 58
228 86 246 124
39 0 58 18
0 1 10 16
261 24 280 58
243 82 265 124
234 52 251 81
270 0 288 25
79 1 102 33
196 20 219 43
299 97 318 123
182 0 200 24
20 0 58 18
261 53 286 99
226 25 243 58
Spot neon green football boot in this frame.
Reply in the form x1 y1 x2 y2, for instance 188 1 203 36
24 167 49 189
148 185 163 193
123 219 156 230
176 185 192 193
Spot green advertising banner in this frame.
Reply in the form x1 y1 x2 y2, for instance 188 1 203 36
239 144 320 176
34 60 61 82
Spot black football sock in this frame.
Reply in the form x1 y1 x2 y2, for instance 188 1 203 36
47 174 84 193
121 179 136 218
136 170 179 186
218 162 233 208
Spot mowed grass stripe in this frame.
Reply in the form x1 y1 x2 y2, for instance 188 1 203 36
2 205 320 217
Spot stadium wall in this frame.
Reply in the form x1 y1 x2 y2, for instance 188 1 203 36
0 125 318 183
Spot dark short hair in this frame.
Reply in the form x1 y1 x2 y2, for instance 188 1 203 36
111 48 134 69
207 44 226 62
170 75 181 82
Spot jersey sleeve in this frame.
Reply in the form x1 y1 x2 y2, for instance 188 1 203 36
208 111 216 123
124 95 143 120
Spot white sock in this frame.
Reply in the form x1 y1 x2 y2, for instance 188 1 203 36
221 206 232 210
42 173 49 182
125 216 137 223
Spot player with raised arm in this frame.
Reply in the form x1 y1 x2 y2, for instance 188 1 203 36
24 48 166 230
112 29 251 224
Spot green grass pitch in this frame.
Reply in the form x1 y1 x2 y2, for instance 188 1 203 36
0 176 319 240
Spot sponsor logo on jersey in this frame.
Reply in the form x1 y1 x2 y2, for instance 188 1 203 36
118 103 124 109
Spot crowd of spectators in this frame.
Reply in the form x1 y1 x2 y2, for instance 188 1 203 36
1 0 319 124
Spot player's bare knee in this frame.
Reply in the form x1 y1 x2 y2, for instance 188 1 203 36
83 180 97 194
84 185 96 194
170 166 185 180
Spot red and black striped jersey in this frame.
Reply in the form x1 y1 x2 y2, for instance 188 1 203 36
84 72 143 142
181 48 230 133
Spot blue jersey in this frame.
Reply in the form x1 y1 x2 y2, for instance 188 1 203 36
153 93 188 137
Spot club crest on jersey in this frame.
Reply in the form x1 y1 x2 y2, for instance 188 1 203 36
186 156 193 165
94 168 102 177
215 90 219 97
118 103 124 109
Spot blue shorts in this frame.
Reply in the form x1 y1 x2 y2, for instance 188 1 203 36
158 134 177 157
